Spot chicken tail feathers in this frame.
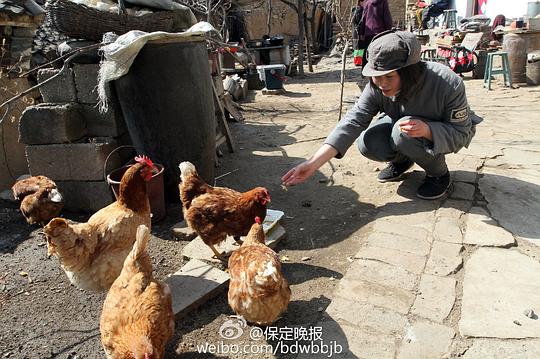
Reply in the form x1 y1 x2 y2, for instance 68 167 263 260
130 225 151 262
179 161 197 181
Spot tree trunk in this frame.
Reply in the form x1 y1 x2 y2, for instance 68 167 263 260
338 40 349 122
303 10 313 72
297 0 305 76
267 0 272 35
310 0 318 53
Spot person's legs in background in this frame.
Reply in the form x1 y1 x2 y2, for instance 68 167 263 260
362 35 375 66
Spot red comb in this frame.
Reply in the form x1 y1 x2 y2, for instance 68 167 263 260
134 155 154 168
255 216 262 224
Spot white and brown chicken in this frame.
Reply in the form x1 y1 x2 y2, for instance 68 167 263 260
11 175 63 226
227 217 291 325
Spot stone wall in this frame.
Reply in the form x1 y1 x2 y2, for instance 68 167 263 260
18 63 130 212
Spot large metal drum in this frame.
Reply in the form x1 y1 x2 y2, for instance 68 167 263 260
527 60 540 85
114 38 215 202
503 33 528 84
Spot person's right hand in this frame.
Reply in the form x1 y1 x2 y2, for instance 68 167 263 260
281 161 317 186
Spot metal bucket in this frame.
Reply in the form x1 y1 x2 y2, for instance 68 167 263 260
503 33 527 83
106 164 166 223
528 1 540 18
527 60 540 85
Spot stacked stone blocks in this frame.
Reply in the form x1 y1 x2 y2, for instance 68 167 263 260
19 63 129 212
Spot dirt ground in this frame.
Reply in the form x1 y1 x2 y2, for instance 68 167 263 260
0 57 523 358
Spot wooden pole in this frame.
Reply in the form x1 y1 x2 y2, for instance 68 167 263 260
297 0 305 76
267 0 272 35
338 40 349 122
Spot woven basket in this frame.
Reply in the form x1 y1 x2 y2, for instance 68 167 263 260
47 0 185 41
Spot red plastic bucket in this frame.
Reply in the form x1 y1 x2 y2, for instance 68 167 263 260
106 164 166 223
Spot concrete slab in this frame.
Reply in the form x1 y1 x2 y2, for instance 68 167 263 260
171 220 197 241
479 167 540 244
346 259 419 291
411 274 456 323
463 207 516 247
425 241 463 276
459 248 540 338
73 64 99 104
165 258 229 318
375 211 436 231
26 138 120 181
37 68 77 103
486 148 540 167
79 104 127 137
181 224 286 262
326 296 407 335
450 182 476 200
462 339 540 359
397 321 455 359
371 219 430 242
296 319 398 359
19 104 86 145
433 216 463 244
354 246 426 275
365 232 431 256
334 277 415 314
436 201 468 219
56 180 114 213
453 169 478 183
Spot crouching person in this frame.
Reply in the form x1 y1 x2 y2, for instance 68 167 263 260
282 30 481 200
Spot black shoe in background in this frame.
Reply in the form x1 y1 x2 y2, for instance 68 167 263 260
377 160 414 183
416 171 452 200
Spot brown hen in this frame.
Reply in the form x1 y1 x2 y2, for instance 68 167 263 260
100 224 174 359
11 175 63 226
178 161 271 259
43 156 154 292
228 217 291 325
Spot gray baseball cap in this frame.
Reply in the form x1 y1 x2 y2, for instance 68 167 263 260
362 30 422 77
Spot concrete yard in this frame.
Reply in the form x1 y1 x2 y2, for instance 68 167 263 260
1 56 539 358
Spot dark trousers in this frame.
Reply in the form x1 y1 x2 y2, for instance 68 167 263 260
357 115 448 177
358 35 375 66
421 5 445 29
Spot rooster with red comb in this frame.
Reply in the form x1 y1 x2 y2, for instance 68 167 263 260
43 155 154 292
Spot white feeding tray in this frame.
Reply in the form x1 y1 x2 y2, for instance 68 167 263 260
263 209 284 234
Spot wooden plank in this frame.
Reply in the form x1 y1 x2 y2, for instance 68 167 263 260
212 81 235 153
223 92 244 122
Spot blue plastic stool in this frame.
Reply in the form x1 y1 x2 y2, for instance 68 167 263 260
483 52 512 90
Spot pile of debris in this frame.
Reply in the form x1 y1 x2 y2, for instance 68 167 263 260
32 13 71 63
0 0 45 71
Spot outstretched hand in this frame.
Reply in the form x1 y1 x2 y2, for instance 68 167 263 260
281 161 317 186
281 144 339 187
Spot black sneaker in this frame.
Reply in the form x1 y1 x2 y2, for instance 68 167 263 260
377 160 414 182
416 172 452 200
